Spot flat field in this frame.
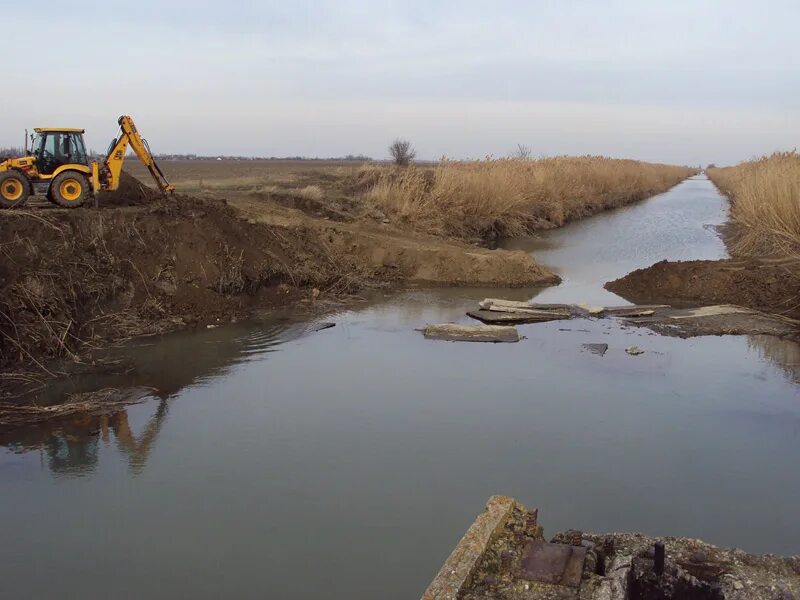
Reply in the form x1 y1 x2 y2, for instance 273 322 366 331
127 157 696 243
125 159 366 195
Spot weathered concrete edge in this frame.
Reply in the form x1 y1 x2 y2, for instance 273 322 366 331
421 495 519 600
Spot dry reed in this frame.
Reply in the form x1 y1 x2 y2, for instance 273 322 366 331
707 152 800 258
359 157 696 241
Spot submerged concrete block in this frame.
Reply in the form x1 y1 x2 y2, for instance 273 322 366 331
423 324 520 343
467 310 568 325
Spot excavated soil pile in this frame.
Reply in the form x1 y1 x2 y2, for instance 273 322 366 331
97 171 161 207
606 259 800 320
0 193 342 373
0 174 555 375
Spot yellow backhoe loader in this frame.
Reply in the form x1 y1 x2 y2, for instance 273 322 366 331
0 115 174 209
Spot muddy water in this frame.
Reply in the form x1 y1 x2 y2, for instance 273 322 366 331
2 177 799 599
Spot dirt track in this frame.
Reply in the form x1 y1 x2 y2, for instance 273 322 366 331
0 174 556 375
606 258 800 320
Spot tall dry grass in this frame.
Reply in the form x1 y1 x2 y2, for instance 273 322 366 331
707 152 800 258
359 157 696 241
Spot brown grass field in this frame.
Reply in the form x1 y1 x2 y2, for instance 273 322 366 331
127 159 365 195
357 157 695 240
128 157 696 243
708 152 800 258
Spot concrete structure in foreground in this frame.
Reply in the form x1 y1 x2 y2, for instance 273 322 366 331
422 496 520 600
422 496 800 600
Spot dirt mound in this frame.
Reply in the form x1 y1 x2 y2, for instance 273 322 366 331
98 170 161 207
606 259 800 319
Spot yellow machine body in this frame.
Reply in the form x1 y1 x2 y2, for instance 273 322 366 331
0 116 173 208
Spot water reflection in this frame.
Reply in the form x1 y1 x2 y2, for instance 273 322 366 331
1 178 800 599
0 311 353 475
25 313 329 406
1 398 168 477
748 335 800 384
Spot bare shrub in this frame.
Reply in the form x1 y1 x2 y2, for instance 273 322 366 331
513 144 532 159
213 244 246 295
295 185 324 201
389 139 416 166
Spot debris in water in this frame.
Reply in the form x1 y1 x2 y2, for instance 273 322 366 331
577 303 606 316
582 343 609 356
467 309 569 325
485 305 571 317
626 346 645 355
0 387 155 430
604 304 668 316
622 304 800 338
468 300 798 338
308 322 335 333
423 324 520 343
480 299 572 312
479 298 534 310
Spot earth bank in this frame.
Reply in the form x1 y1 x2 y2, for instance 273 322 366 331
606 258 800 323
0 173 556 378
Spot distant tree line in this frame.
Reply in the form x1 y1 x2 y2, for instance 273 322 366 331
0 146 24 159
152 153 374 161
1 145 379 163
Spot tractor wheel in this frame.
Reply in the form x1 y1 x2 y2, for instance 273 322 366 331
0 171 30 209
50 171 89 207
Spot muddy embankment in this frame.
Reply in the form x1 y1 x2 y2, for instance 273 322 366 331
0 173 556 379
607 258 800 322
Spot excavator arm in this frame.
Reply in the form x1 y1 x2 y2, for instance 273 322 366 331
100 115 174 194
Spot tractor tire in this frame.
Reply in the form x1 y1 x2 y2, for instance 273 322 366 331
0 171 30 209
50 171 90 207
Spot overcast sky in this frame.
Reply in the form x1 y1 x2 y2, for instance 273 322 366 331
4 0 798 165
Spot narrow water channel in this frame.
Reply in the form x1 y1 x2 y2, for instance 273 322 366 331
2 177 798 599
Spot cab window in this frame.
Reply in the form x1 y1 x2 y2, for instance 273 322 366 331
37 132 88 174
30 133 44 156
39 133 60 174
67 134 88 165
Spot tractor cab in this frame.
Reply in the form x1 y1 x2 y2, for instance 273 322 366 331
30 128 89 174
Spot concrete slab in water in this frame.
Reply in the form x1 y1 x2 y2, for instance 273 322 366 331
473 298 799 339
479 298 535 310
623 304 800 338
603 305 669 316
582 343 609 356
576 303 606 316
467 310 570 325
486 305 572 317
480 299 573 312
423 323 520 343
528 303 575 311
